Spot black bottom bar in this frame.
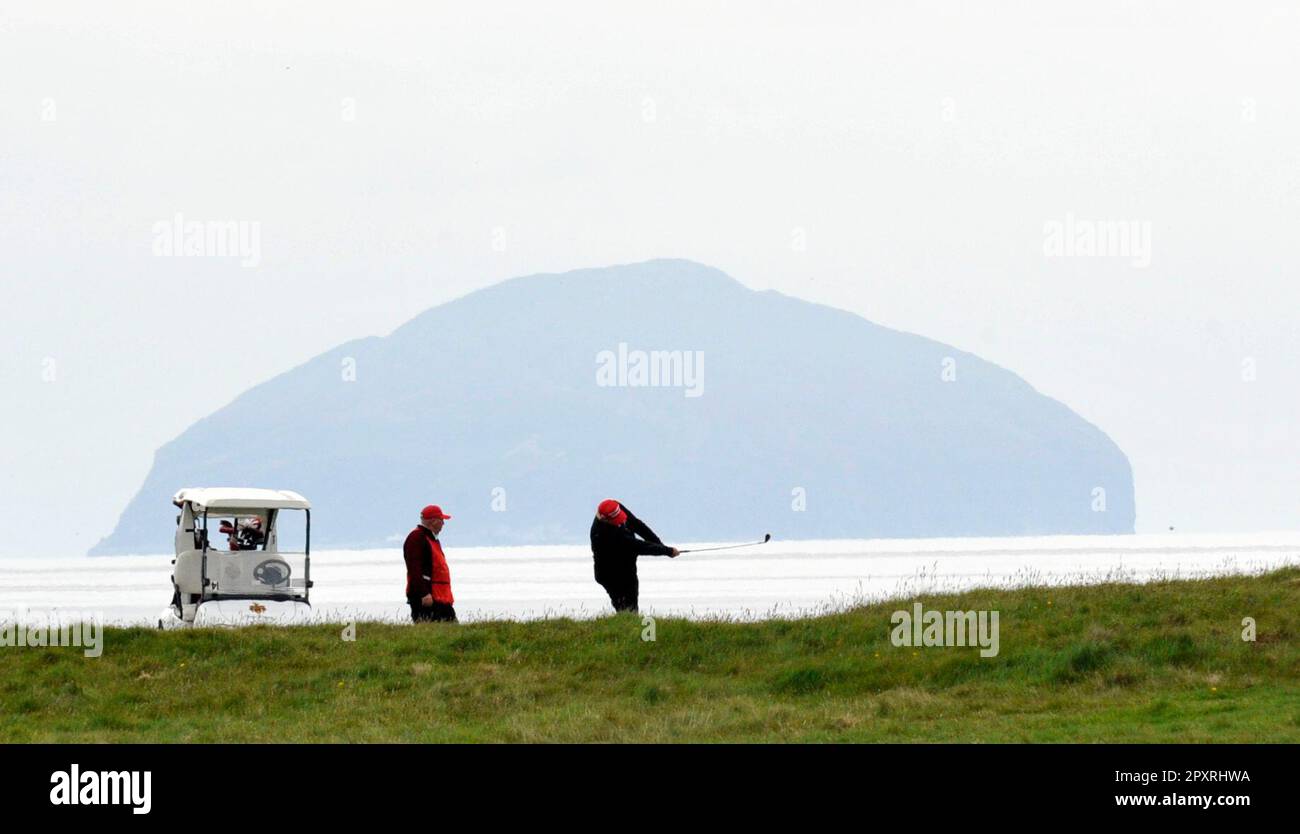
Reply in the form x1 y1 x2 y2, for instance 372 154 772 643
2 743 1283 821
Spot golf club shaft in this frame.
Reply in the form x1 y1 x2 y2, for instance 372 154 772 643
678 535 771 554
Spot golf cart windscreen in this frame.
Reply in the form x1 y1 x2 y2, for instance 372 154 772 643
202 509 308 600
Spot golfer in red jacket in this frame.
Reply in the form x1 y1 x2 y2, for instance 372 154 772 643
403 504 456 622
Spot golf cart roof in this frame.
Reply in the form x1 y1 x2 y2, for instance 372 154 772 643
173 488 311 512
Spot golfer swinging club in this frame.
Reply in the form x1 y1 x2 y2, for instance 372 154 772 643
590 499 678 613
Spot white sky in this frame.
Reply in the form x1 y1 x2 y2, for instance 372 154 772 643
2 1 1298 557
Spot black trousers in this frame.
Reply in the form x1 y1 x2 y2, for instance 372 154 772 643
595 563 639 613
409 600 457 623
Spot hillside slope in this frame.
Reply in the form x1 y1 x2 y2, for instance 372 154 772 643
94 259 1134 554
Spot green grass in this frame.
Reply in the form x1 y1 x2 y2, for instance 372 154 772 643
3 568 1299 742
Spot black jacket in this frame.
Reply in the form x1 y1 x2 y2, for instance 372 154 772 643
590 506 673 569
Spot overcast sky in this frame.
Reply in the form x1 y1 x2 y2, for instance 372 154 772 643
2 1 1298 557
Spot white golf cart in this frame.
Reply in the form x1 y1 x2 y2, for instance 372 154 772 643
160 487 313 628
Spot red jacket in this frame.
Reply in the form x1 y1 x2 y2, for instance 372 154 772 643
403 526 454 605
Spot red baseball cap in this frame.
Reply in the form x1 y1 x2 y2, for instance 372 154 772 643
420 505 452 521
596 499 627 526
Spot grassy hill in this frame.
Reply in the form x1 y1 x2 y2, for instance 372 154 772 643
3 568 1298 742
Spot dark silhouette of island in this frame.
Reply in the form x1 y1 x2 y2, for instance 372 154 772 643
92 259 1134 554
